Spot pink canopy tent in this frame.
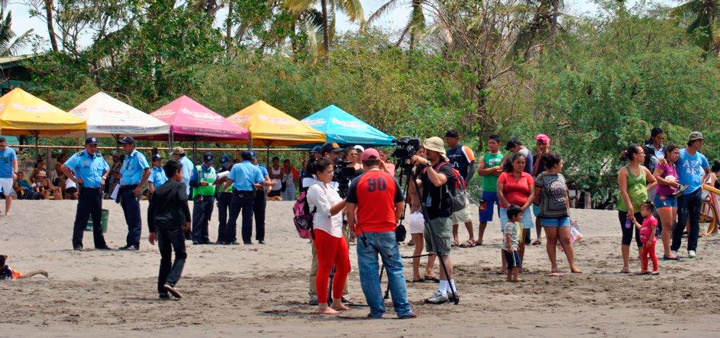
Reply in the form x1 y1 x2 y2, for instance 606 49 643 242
137 95 249 149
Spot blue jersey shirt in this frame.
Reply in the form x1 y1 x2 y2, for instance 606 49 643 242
179 156 194 195
676 148 709 195
149 166 168 187
229 161 264 191
64 150 109 188
120 149 150 186
0 147 17 178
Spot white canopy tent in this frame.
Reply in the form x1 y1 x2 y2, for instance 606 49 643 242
69 92 169 138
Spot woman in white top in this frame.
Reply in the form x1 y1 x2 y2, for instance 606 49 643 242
306 158 350 315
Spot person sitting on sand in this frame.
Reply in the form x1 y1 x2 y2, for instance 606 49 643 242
13 172 38 200
502 205 523 282
0 255 48 280
632 201 659 275
34 170 63 200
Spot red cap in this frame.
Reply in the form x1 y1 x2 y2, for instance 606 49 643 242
361 148 380 161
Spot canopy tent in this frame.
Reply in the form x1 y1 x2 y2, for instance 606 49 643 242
0 88 86 136
228 100 325 147
301 105 394 146
0 88 86 154
69 92 169 139
137 96 250 154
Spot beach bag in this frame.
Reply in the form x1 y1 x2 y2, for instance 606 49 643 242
293 191 316 239
437 162 468 212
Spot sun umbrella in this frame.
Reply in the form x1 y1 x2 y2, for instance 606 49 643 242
69 92 169 138
228 100 326 147
302 105 394 146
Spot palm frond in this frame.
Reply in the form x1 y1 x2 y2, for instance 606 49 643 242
284 0 317 13
367 0 402 25
1 28 33 57
336 0 364 23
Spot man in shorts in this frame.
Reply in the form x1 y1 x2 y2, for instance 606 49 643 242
477 134 503 245
445 130 476 248
413 137 458 304
0 137 18 216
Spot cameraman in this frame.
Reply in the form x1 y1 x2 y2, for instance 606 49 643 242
346 149 416 319
307 142 350 305
412 137 458 304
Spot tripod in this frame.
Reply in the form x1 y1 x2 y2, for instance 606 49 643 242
378 164 459 305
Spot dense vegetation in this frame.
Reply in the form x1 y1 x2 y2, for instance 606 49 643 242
7 0 720 208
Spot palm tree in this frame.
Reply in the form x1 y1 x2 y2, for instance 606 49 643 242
0 5 33 56
285 0 364 53
672 0 720 56
366 0 428 50
511 0 563 60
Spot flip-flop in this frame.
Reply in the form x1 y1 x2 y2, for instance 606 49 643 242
531 240 542 246
634 271 650 275
424 275 440 283
663 255 681 261
451 241 460 247
411 278 424 283
459 240 475 248
650 271 660 275
549 272 565 277
619 269 631 274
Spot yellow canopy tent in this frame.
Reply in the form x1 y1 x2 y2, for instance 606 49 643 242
0 88 86 153
228 100 326 147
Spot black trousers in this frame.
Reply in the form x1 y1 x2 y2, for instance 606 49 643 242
216 192 232 243
673 188 703 252
225 191 255 244
119 185 142 248
72 188 107 248
252 189 267 242
192 195 215 243
157 225 187 294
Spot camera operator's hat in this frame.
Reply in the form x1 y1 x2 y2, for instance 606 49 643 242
321 142 342 154
423 137 449 161
361 148 380 161
118 136 135 145
689 131 704 142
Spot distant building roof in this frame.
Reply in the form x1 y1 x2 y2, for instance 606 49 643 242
0 54 39 68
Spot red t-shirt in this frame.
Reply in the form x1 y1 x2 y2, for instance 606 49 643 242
346 170 404 235
497 171 534 208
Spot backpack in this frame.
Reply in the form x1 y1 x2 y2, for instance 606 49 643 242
437 162 468 212
293 190 316 239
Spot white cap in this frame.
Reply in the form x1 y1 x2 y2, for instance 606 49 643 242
354 145 365 152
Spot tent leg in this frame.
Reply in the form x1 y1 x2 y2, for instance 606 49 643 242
193 140 197 163
266 146 270 167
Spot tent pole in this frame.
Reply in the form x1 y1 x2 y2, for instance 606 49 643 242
169 132 174 152
34 131 39 159
266 145 270 167
193 139 197 163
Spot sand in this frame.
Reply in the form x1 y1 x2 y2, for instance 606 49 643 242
1 199 719 337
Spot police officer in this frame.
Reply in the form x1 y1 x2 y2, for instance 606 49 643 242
190 152 217 245
117 136 151 251
214 155 234 244
148 154 168 194
62 137 111 251
171 147 194 196
250 152 273 244
221 151 264 245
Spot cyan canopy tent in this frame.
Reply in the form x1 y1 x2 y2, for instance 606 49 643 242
301 105 394 146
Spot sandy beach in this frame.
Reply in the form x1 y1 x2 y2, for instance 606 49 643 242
1 199 719 337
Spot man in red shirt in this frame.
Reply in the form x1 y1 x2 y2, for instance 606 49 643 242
346 148 416 319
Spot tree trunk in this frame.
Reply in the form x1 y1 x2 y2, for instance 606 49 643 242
474 76 491 154
321 0 330 54
226 0 233 55
550 0 558 43
44 0 59 52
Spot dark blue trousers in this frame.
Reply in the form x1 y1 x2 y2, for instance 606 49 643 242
120 185 142 248
224 190 255 244
216 192 232 243
192 195 215 243
72 187 107 248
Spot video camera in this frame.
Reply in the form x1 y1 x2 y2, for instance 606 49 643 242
391 137 421 174
334 158 360 198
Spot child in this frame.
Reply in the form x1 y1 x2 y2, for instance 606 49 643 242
147 160 191 299
633 201 659 275
503 205 524 282
0 255 48 280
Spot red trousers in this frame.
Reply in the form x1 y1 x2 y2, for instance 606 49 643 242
314 230 351 304
641 241 658 272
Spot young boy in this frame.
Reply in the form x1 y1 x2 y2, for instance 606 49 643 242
1 255 48 280
633 201 659 275
503 205 523 282
147 160 191 299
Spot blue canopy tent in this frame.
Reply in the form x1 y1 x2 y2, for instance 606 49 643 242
301 105 394 146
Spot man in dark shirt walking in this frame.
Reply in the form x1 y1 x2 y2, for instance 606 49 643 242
147 160 191 300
